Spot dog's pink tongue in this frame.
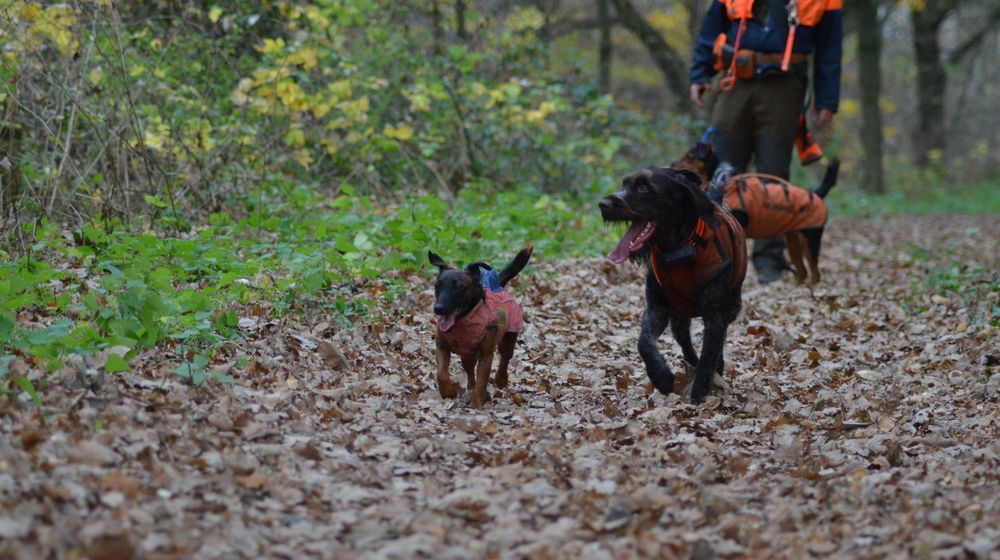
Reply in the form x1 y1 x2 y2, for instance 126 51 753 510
437 311 458 332
608 221 650 264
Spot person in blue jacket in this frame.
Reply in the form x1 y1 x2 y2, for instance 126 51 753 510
689 0 842 284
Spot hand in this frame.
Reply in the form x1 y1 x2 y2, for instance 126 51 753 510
812 108 835 129
690 83 711 108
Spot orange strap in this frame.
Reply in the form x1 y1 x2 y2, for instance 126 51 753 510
781 1 798 72
780 24 797 71
719 17 748 92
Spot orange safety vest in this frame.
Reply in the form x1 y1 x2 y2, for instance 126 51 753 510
721 0 842 27
724 174 827 239
650 207 747 320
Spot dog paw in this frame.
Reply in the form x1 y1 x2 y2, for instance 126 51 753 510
690 393 706 405
494 373 508 389
438 379 459 399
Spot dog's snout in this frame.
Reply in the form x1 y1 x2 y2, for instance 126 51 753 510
599 195 622 213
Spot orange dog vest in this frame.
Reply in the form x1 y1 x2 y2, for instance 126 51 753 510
724 174 827 239
650 207 747 320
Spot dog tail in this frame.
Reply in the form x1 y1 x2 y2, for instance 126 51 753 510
498 246 534 287
706 162 735 204
813 158 840 199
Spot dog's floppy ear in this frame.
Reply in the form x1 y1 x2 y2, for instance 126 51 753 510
671 168 717 222
428 251 451 271
674 168 704 189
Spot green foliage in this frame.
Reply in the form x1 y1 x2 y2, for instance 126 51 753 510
0 179 617 398
901 232 999 326
1 0 684 224
828 176 1000 218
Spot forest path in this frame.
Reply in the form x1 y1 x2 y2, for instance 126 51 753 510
2 215 998 559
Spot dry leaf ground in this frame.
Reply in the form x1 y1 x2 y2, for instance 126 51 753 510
1 215 998 559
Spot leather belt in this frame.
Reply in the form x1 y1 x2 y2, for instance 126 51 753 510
754 52 806 65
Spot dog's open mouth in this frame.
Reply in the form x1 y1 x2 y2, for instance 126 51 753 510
608 220 656 264
437 310 459 332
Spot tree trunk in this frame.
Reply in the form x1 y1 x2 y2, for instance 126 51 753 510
684 0 706 45
910 1 956 166
598 0 612 93
855 0 885 193
608 0 690 110
0 121 22 220
455 0 468 40
431 0 444 56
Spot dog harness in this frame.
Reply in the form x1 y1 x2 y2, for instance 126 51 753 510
437 289 524 356
725 174 827 238
650 207 747 320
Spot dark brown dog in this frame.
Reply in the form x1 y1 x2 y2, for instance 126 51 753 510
600 167 746 404
673 142 839 284
428 247 532 409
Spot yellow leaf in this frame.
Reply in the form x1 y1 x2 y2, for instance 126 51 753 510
88 68 103 85
288 47 318 69
384 125 414 141
839 99 859 118
284 128 305 147
293 148 313 167
208 6 223 23
256 37 286 55
19 3 41 21
328 79 353 100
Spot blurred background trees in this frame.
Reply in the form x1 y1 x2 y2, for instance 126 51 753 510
0 0 998 230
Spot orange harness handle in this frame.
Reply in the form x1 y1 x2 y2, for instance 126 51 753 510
719 17 748 92
780 1 798 72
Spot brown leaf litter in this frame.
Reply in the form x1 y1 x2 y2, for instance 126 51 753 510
0 215 997 559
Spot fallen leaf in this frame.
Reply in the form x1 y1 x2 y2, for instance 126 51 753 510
317 341 348 370
236 472 268 489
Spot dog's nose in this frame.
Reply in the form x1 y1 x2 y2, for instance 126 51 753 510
433 303 446 315
599 195 621 213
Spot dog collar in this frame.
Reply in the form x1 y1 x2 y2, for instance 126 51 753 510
657 217 712 252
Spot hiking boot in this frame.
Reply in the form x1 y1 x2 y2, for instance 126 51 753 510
756 265 782 285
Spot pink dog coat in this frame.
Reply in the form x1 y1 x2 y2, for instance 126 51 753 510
437 290 524 356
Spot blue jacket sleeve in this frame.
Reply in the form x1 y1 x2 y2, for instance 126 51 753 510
690 1 728 85
812 8 842 112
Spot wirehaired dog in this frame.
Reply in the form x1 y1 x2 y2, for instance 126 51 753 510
428 247 532 409
600 168 746 404
673 142 840 284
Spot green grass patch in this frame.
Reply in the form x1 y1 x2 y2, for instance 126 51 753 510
827 177 1000 218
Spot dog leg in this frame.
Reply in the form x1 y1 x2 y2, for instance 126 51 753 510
691 319 728 404
639 306 675 395
494 332 517 389
436 347 459 399
470 328 498 409
805 244 821 285
785 233 807 284
460 354 477 392
670 318 699 368
801 228 824 285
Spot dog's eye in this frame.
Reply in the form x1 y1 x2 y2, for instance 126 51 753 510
453 279 463 288
637 184 649 194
